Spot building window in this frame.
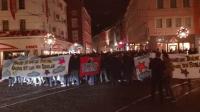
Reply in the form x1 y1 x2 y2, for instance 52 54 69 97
156 19 162 28
71 10 78 16
2 20 9 31
20 19 26 32
61 31 64 36
157 0 164 9
185 17 191 27
52 27 56 33
54 12 56 21
170 0 177 8
19 0 25 9
166 18 172 28
175 18 182 27
1 0 8 10
72 30 79 42
183 0 190 8
71 18 79 28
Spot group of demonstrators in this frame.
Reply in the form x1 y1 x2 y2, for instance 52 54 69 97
3 48 200 103
2 50 147 87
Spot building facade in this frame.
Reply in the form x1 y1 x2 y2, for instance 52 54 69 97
124 0 200 52
66 0 92 53
93 24 126 53
0 0 71 65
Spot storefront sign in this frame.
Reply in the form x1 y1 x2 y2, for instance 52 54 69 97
2 55 71 79
80 56 100 77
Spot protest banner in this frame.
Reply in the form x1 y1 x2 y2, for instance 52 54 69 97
2 55 71 80
169 54 200 79
134 54 151 80
80 56 100 77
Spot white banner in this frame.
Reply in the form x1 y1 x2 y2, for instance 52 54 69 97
2 55 71 80
134 55 151 80
169 54 200 79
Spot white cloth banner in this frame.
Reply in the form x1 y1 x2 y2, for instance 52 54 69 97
169 54 200 79
134 55 151 80
2 55 71 80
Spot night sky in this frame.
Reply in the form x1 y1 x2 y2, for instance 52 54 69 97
84 0 129 36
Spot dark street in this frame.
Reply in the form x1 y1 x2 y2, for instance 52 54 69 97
0 79 199 112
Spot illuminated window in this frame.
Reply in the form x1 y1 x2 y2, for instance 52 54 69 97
19 0 25 9
156 18 162 28
157 0 164 9
170 0 177 8
176 18 182 27
1 0 8 10
183 0 190 8
166 18 172 28
2 20 9 31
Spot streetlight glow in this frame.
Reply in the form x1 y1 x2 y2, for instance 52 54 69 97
74 43 78 47
44 33 56 55
44 33 56 46
177 27 189 39
119 41 123 45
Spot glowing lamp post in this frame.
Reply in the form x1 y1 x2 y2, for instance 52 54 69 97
177 27 189 39
44 33 56 55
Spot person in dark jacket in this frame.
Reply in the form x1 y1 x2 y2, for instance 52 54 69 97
149 51 165 103
108 54 122 85
99 54 110 83
122 53 134 84
68 54 80 86
163 53 176 102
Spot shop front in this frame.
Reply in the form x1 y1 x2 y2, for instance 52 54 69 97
150 35 195 52
0 36 71 66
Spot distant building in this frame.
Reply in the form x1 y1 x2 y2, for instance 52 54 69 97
124 0 200 52
93 30 110 53
0 0 70 65
66 0 92 53
94 24 126 53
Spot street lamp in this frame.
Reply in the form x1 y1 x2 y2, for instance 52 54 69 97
44 33 56 55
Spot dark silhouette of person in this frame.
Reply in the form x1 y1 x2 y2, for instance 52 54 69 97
149 51 165 103
163 53 176 102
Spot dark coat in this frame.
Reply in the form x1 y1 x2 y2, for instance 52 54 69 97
68 55 80 73
149 58 165 80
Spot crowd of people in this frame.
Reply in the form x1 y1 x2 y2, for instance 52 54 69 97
5 49 183 103
6 50 147 87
